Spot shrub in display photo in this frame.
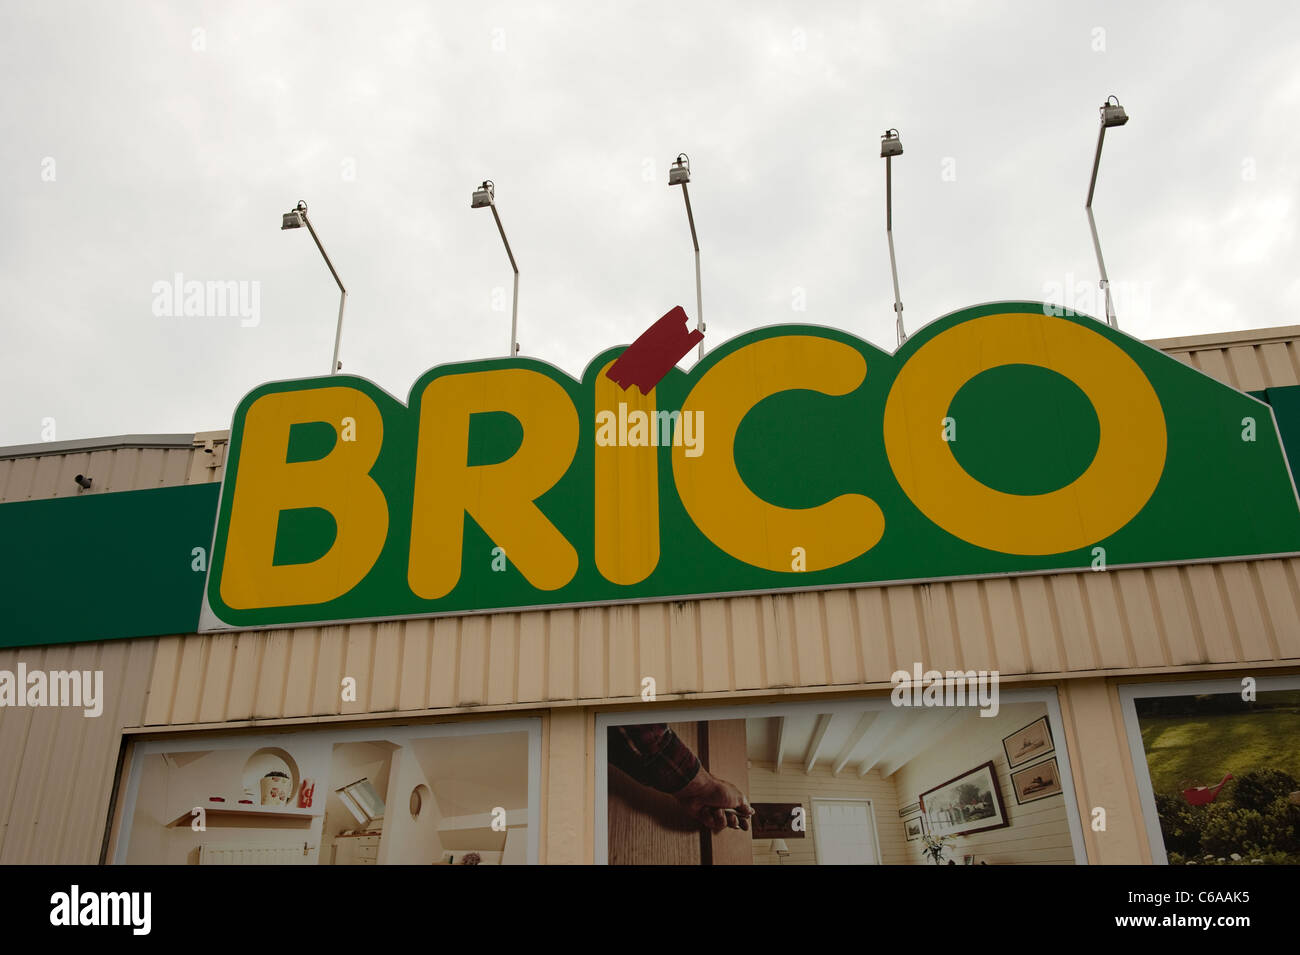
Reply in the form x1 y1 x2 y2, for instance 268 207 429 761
1137 690 1300 864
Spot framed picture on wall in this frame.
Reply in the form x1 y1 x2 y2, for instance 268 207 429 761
920 760 1010 837
751 802 806 839
1010 757 1063 804
904 815 925 841
898 802 920 817
1002 716 1054 768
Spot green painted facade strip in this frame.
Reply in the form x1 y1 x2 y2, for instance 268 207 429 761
0 483 218 649
1251 386 1300 481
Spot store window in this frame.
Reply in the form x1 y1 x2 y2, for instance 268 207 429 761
1120 676 1300 865
596 689 1087 865
111 718 541 865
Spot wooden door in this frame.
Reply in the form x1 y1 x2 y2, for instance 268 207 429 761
607 719 752 865
700 719 752 865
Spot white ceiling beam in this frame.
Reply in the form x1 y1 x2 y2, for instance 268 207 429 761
855 709 905 777
831 712 877 776
804 713 834 774
872 709 949 776
876 707 970 778
879 706 979 777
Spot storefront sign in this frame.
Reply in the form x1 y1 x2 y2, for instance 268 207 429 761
199 302 1300 631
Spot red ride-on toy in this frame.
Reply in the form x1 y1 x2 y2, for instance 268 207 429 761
1182 773 1233 806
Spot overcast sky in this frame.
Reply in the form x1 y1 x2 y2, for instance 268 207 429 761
2 1 1298 446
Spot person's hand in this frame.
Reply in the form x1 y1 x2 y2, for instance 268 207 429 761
674 768 755 833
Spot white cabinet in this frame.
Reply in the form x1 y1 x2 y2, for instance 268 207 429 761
334 834 381 865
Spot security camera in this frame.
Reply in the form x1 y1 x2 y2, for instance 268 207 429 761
74 474 92 490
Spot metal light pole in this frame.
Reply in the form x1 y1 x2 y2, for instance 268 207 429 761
471 180 520 356
880 130 905 347
281 200 347 375
1085 95 1130 330
669 154 704 361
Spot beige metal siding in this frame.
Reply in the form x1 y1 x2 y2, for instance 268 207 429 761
0 638 156 863
0 431 227 503
141 558 1300 726
0 431 226 862
1149 324 1300 391
1057 677 1152 864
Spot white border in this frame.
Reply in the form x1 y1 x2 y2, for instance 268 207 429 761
112 716 542 866
1118 674 1300 865
594 687 1088 866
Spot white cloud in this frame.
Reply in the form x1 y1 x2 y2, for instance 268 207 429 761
1 0 1298 443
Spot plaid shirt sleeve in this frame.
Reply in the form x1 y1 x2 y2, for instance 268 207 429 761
608 723 701 794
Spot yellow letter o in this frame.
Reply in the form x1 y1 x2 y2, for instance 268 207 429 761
882 312 1166 555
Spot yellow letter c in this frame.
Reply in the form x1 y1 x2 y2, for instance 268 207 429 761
672 335 885 572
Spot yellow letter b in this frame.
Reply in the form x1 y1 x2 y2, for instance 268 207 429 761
219 386 388 609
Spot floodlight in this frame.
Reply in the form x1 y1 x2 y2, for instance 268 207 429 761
880 129 903 158
668 153 691 186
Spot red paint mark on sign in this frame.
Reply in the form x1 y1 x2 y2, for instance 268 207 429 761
605 306 703 394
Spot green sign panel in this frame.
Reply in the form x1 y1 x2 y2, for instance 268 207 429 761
0 483 218 647
198 302 1300 632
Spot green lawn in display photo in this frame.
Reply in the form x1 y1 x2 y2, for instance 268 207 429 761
1139 695 1300 793
1135 690 1300 864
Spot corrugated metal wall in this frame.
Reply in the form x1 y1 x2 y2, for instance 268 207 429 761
0 432 225 862
3 328 1300 863
1152 325 1300 390
0 432 226 503
140 558 1300 726
0 639 156 863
